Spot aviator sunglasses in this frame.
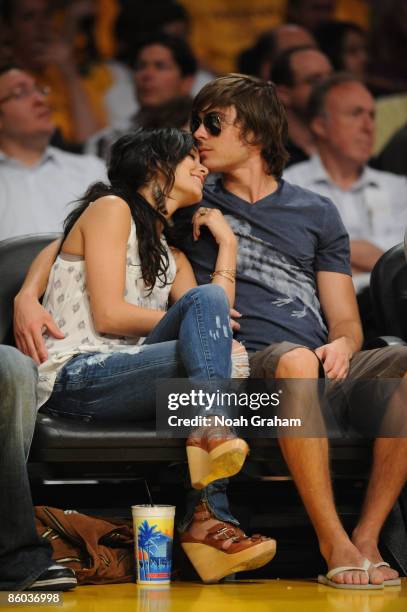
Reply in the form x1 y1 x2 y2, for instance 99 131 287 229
190 111 233 136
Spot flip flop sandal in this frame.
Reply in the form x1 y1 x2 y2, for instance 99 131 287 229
373 561 401 586
318 558 384 589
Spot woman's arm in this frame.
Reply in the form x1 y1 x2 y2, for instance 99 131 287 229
209 237 238 307
191 207 238 306
14 239 64 363
170 209 237 307
82 196 166 336
168 248 197 303
169 249 242 332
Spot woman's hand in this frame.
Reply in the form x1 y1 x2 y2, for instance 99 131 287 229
192 207 237 247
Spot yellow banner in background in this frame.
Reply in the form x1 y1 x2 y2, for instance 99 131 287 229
179 0 285 74
179 0 370 74
93 0 371 73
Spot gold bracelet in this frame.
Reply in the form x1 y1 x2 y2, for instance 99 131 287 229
210 270 236 283
210 268 236 277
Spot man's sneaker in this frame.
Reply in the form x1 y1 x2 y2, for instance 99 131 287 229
27 565 77 591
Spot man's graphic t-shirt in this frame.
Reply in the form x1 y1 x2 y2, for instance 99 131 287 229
174 178 351 352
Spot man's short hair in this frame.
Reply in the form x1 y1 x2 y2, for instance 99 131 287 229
270 45 317 86
0 63 22 78
193 74 289 178
134 33 197 77
307 72 363 121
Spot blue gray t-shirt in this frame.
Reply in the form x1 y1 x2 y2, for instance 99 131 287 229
174 178 351 352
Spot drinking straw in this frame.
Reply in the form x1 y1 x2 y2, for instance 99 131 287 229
144 479 154 507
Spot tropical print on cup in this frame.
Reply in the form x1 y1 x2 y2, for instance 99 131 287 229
135 519 174 583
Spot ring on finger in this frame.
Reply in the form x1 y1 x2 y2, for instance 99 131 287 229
199 207 209 216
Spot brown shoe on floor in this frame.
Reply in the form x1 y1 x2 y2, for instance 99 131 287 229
180 502 276 583
186 423 249 489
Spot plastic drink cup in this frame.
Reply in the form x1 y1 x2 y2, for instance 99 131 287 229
132 505 175 585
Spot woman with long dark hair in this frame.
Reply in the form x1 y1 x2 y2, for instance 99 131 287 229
35 127 275 582
37 125 241 446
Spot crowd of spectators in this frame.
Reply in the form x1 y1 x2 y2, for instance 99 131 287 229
0 0 406 305
1 0 407 592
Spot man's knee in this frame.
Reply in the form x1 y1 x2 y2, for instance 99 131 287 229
0 346 37 416
231 340 249 378
391 346 407 376
275 348 319 378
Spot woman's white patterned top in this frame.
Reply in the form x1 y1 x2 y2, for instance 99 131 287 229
37 220 176 407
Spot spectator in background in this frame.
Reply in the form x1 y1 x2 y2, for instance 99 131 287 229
372 122 407 177
237 24 316 81
272 46 332 166
136 96 192 131
284 73 407 289
286 0 336 32
314 21 368 80
368 0 407 96
86 34 196 160
0 0 110 145
114 0 214 98
0 65 106 241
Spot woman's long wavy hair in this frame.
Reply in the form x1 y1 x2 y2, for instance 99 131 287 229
62 128 195 292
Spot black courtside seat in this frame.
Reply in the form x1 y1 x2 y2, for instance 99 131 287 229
370 242 407 342
0 233 372 476
0 234 185 471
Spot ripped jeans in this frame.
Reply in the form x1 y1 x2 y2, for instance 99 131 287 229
41 285 240 528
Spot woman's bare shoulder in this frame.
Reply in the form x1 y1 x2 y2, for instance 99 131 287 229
89 194 130 213
81 195 131 224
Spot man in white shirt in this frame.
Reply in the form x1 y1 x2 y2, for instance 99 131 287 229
0 65 106 242
284 73 407 287
85 33 196 160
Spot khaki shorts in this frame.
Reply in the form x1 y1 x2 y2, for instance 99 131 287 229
248 342 407 437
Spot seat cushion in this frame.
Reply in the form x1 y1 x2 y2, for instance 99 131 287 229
30 414 372 465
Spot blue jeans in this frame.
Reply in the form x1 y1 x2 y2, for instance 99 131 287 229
0 346 53 590
41 286 239 528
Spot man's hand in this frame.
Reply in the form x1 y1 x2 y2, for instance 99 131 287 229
14 294 64 364
314 337 354 379
229 308 242 332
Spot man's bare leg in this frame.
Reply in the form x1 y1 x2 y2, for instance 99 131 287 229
353 374 407 581
276 349 382 585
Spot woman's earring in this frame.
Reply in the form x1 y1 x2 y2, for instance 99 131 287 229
152 182 167 216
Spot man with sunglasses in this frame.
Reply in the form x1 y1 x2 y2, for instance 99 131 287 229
0 64 105 242
176 74 406 588
12 74 407 588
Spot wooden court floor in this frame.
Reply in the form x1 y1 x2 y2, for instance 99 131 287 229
13 578 406 612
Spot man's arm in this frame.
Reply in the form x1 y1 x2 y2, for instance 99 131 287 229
350 239 384 272
14 239 64 364
315 271 363 379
